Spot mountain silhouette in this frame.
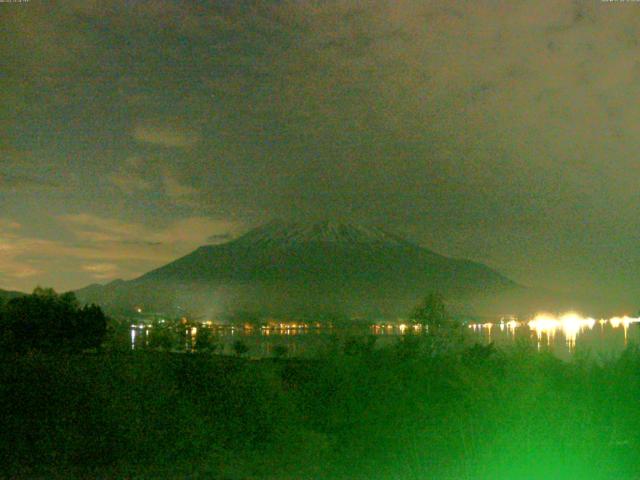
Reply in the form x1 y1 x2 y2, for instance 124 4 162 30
76 220 521 319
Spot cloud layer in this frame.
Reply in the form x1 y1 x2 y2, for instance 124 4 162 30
0 215 241 291
3 0 640 308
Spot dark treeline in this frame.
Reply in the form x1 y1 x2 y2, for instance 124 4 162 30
0 287 107 353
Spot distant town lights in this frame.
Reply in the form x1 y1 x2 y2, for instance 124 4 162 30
464 312 640 347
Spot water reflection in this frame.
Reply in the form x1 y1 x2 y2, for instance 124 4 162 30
468 313 640 351
126 312 640 358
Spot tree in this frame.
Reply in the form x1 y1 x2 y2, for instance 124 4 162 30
195 328 217 353
0 288 107 353
410 292 448 328
232 339 249 357
76 304 107 350
147 326 177 351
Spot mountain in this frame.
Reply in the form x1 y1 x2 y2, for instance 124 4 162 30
76 220 522 319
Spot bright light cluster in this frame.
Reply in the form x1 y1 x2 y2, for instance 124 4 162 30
469 313 640 348
528 312 598 347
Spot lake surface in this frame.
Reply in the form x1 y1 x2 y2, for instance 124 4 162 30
129 312 640 359
466 314 640 360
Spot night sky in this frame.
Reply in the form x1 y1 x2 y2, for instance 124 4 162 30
3 1 640 310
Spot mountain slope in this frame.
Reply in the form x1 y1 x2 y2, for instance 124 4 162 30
76 220 521 318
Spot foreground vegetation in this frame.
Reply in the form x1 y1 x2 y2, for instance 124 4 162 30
2 332 640 479
1 290 637 478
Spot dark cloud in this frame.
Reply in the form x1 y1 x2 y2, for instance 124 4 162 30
0 173 57 191
3 0 640 309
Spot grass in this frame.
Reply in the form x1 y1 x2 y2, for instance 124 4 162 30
1 335 639 479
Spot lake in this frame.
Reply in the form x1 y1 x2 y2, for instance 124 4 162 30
466 313 640 360
128 312 640 359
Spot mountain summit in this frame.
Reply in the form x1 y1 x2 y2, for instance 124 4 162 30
76 220 520 318
232 220 412 248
